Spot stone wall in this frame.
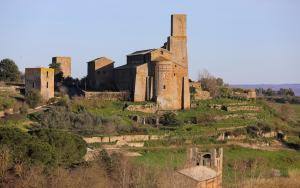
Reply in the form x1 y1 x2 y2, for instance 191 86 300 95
225 106 262 112
83 91 129 101
190 82 211 100
84 134 165 144
126 103 157 113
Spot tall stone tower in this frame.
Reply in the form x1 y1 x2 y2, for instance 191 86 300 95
167 14 188 68
52 57 72 78
167 14 190 109
25 67 54 100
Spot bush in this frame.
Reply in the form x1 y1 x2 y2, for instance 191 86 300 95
56 96 70 108
0 95 15 110
0 127 56 165
160 112 182 126
246 125 259 137
29 129 86 165
0 145 12 180
35 106 103 135
25 90 42 108
19 103 29 114
26 140 57 165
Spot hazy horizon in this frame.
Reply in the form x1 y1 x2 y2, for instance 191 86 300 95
0 0 299 84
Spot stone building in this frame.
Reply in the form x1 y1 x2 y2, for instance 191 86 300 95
52 56 71 78
190 82 211 100
25 68 54 100
86 14 190 110
87 57 115 91
177 148 223 188
233 88 257 99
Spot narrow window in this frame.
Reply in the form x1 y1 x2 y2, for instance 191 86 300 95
46 82 49 88
163 85 166 89
32 82 35 88
46 71 49 77
174 73 176 76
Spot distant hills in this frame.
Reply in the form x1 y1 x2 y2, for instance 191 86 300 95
230 84 300 96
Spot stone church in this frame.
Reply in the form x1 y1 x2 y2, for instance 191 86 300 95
86 14 190 110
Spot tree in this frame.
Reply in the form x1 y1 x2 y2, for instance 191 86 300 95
25 90 42 108
198 69 224 97
0 58 21 82
0 127 57 165
160 112 182 126
278 88 295 96
49 62 63 85
29 129 87 165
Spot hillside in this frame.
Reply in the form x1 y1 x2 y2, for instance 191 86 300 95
231 84 300 96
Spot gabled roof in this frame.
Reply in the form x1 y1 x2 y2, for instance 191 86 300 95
127 49 156 56
87 57 114 63
178 166 217 182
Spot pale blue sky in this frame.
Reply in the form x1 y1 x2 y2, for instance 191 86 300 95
0 0 299 84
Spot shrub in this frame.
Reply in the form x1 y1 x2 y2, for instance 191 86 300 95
29 129 87 165
0 95 15 110
0 145 12 180
160 112 182 126
0 127 56 165
56 96 70 108
25 90 42 108
26 140 57 165
246 125 259 137
19 103 29 115
36 106 103 135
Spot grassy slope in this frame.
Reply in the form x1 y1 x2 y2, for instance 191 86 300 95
131 146 300 185
133 148 186 169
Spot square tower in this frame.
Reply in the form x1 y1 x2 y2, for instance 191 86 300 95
25 68 54 100
167 14 188 68
52 57 71 78
171 14 187 37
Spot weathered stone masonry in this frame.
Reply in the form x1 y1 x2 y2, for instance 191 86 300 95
25 68 54 100
86 14 191 110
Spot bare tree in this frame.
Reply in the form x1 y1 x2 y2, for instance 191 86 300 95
198 69 224 97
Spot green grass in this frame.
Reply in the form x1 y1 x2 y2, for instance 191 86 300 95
133 148 186 169
223 146 300 185
131 145 300 186
0 114 30 131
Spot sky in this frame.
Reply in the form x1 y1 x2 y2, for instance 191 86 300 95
0 0 299 84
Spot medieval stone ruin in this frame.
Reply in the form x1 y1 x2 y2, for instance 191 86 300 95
177 147 223 188
85 14 190 110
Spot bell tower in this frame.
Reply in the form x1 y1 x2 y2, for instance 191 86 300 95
167 14 188 68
